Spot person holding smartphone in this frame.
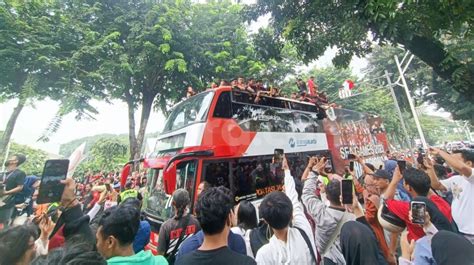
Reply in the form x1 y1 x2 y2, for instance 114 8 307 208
427 148 474 243
301 157 356 264
381 167 454 243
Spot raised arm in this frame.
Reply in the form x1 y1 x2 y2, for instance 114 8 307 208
301 158 327 220
301 157 318 181
430 147 473 178
355 155 374 175
423 157 447 191
382 166 403 200
282 157 309 230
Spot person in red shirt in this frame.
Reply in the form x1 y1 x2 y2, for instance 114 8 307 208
307 76 318 96
383 167 454 242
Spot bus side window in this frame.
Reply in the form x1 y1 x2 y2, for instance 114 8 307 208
203 161 231 190
232 157 284 201
213 92 232 118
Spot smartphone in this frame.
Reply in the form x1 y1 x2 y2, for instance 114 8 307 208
347 153 356 160
417 152 425 168
37 159 70 204
349 161 355 171
397 160 406 174
274 149 284 164
324 158 333 173
341 179 353 204
411 201 426 225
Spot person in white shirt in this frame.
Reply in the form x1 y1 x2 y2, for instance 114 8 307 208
255 156 317 265
428 147 474 243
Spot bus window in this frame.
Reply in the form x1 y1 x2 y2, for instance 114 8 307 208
163 91 214 132
203 161 231 190
231 156 284 201
145 169 172 221
213 92 232 118
176 160 198 200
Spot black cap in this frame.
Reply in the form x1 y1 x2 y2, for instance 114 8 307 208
371 169 392 180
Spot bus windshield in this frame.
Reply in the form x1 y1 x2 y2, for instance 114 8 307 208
144 169 171 221
163 91 214 133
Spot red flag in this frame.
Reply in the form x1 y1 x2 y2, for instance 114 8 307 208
120 164 131 189
343 80 355 90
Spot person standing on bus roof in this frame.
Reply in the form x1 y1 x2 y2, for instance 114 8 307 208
186 86 196 98
307 76 318 97
158 189 200 264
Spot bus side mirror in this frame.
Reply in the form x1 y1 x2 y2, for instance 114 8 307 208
163 162 177 195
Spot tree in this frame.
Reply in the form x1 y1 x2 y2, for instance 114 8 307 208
6 142 50 175
0 0 106 153
417 114 467 146
67 0 290 161
364 46 474 123
248 0 474 119
74 137 128 177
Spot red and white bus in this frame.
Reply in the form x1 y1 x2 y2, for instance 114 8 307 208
129 86 389 253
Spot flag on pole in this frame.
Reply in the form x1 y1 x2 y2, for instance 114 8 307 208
343 80 355 90
67 142 86 178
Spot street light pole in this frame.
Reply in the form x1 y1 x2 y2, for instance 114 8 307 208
384 70 412 149
395 54 428 149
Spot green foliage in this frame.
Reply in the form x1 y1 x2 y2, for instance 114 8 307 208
364 46 474 123
417 114 467 146
248 0 474 115
74 137 129 177
8 142 50 176
59 132 160 157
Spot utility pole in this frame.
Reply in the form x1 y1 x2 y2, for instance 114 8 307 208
384 70 412 149
394 54 428 149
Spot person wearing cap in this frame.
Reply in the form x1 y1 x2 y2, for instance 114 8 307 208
157 188 200 264
352 156 396 265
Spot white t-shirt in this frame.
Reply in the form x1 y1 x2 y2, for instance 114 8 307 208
440 169 474 234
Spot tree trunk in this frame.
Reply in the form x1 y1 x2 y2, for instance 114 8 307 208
125 92 138 161
399 35 474 102
135 94 155 161
0 99 25 157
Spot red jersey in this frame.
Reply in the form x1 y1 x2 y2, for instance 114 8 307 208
387 194 452 241
307 79 316 96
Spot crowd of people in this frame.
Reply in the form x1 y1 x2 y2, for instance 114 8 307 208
186 76 331 107
0 145 473 265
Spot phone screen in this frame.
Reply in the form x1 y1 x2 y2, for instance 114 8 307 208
274 149 284 164
37 159 70 204
417 152 425 168
347 154 356 160
341 179 353 204
411 201 426 224
349 161 355 171
397 160 406 173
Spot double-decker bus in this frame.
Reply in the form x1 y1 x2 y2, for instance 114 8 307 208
128 86 389 253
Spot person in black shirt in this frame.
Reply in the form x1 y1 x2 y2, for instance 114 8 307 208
176 186 256 265
0 154 27 229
